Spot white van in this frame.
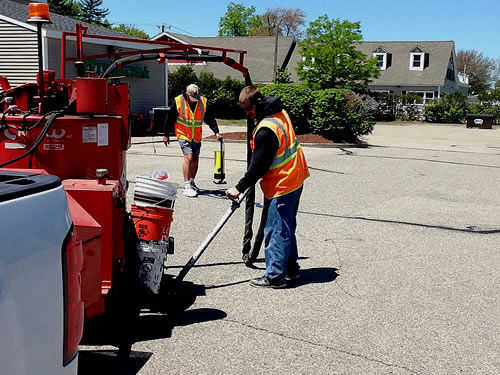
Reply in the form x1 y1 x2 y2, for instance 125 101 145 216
0 170 83 374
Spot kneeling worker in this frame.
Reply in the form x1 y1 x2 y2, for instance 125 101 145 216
163 84 222 197
226 86 309 288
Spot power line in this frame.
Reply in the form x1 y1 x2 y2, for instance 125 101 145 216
107 20 194 35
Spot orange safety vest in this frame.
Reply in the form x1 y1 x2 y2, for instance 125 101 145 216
250 110 309 199
174 94 207 142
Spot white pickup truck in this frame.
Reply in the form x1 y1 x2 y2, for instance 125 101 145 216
0 170 83 374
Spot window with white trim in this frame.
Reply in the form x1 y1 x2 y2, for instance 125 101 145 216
409 47 426 71
407 91 434 104
410 52 424 71
373 53 387 70
372 47 389 70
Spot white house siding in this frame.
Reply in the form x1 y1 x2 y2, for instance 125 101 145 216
125 61 165 116
0 18 37 89
47 37 109 78
47 37 165 115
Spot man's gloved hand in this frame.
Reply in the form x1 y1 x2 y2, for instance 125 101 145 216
216 133 223 140
225 186 240 200
163 136 169 146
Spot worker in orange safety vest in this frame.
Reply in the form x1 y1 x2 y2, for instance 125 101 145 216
226 86 309 289
164 84 222 197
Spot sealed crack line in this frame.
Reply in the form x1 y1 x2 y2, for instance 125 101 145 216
223 318 418 374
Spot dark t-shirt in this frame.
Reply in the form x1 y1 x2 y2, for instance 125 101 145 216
164 94 219 135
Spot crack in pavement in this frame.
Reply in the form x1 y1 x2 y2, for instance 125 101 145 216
223 318 419 374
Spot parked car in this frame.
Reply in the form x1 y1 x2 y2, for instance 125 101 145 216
0 170 84 374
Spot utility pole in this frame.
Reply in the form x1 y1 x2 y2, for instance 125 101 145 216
272 20 282 83
157 24 171 33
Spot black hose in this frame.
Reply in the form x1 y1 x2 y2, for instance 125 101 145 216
101 53 224 78
0 111 62 168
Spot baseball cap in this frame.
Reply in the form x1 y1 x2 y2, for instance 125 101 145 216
186 84 200 102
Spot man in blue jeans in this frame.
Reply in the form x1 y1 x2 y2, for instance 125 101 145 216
226 86 309 288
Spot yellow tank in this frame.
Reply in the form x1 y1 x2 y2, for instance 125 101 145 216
213 138 225 184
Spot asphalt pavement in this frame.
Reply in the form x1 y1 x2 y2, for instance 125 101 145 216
79 123 500 374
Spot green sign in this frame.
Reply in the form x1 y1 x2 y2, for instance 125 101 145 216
83 59 150 79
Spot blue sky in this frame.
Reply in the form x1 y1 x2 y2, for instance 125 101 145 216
103 0 500 59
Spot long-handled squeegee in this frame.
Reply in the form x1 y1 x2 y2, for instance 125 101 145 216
175 189 250 282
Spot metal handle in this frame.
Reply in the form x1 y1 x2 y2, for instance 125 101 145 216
175 188 250 282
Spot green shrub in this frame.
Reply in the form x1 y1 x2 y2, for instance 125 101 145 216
367 92 423 121
424 93 467 123
260 84 314 134
310 89 374 141
168 67 244 119
197 72 219 97
274 68 293 84
210 77 245 119
473 89 500 123
168 65 198 102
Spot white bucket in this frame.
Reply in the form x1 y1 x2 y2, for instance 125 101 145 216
134 172 177 209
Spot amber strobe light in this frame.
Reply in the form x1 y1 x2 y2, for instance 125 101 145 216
27 2 51 23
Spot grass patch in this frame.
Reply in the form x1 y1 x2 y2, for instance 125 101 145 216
216 119 247 126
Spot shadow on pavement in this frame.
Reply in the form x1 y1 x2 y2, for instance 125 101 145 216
78 350 151 375
134 307 227 342
79 280 226 373
289 267 339 288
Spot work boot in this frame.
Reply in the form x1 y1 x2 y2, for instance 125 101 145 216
249 276 287 289
183 182 198 198
285 263 300 281
190 179 200 193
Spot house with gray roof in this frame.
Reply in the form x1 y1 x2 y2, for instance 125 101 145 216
358 41 469 102
0 0 167 115
155 32 469 102
151 31 300 84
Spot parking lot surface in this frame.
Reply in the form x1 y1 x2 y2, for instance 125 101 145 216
80 124 500 374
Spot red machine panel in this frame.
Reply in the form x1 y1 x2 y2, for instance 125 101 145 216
0 115 127 185
63 179 126 308
65 193 102 314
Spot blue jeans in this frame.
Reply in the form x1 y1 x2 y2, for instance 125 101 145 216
263 186 303 281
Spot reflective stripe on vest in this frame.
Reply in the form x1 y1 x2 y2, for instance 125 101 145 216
261 117 301 170
251 110 309 199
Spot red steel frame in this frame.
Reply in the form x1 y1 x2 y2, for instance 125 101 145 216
60 24 250 80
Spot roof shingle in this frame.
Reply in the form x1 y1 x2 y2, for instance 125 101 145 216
0 0 141 39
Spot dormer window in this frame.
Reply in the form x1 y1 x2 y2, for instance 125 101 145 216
373 47 391 70
410 47 426 71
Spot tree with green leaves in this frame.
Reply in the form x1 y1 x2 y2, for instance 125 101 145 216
48 0 81 18
297 15 379 90
111 24 149 40
456 50 495 95
78 0 109 26
218 2 259 37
